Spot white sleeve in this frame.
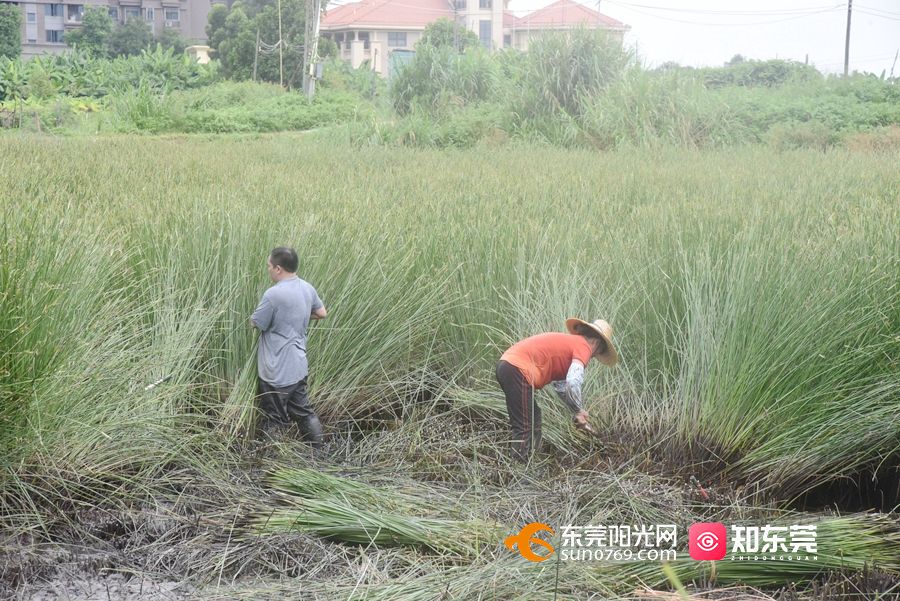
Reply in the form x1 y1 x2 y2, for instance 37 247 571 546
556 360 585 414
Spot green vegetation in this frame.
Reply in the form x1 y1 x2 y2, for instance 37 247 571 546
378 29 900 149
64 7 190 58
64 7 115 57
1 136 897 598
206 0 307 83
0 2 20 60
418 17 481 53
1 22 898 599
2 28 898 148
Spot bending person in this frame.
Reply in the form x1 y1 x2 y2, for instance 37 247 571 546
496 318 617 462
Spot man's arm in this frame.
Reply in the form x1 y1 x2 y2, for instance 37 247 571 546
251 295 274 331
310 287 327 320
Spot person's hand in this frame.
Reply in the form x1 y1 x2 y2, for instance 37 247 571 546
574 410 592 432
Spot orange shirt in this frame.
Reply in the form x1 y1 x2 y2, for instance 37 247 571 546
500 333 593 389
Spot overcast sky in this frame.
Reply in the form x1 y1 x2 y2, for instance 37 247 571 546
508 0 900 75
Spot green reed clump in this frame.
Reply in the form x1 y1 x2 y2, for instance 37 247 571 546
259 468 502 556
1 135 897 524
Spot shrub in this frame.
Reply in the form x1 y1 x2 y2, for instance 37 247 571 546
698 58 822 88
767 120 839 151
844 124 900 152
511 28 634 120
391 45 498 116
581 69 746 149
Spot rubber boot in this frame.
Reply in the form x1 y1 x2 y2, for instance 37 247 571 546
301 414 324 448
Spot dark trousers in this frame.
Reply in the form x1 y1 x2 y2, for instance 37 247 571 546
496 360 541 462
257 378 323 446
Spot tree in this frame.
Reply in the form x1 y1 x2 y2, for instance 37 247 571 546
206 4 228 49
0 2 21 60
156 26 188 54
418 18 479 52
212 5 255 79
109 17 153 57
206 0 306 85
64 7 114 57
317 36 337 59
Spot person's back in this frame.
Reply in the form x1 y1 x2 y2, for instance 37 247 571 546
255 276 321 388
501 332 593 390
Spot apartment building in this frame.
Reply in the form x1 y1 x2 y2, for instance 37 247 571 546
1 0 212 58
320 0 628 77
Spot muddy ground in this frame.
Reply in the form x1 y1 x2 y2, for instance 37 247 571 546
2 424 897 601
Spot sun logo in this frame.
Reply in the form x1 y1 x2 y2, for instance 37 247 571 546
504 522 555 562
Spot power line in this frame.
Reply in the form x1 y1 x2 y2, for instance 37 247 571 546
600 1 842 16
855 8 900 21
602 1 844 27
854 3 900 16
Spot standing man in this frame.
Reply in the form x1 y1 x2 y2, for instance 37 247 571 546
251 247 328 446
496 318 618 462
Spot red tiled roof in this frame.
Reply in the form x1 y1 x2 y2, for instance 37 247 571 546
322 0 454 29
516 0 625 29
321 0 625 31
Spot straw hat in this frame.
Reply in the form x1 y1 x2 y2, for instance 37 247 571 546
565 318 618 366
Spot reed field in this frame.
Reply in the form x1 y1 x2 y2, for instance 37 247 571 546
1 134 898 599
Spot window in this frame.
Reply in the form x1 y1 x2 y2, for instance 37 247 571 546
387 31 406 47
27 38 37 43
67 4 84 21
334 33 343 45
479 20 491 48
344 30 354 50
503 34 511 48
480 0 491 8
108 6 118 20
454 0 466 8
358 31 369 50
44 4 62 17
124 7 140 20
45 29 63 42
164 9 179 21
144 7 154 21
27 11 36 22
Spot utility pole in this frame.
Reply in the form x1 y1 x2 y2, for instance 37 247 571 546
253 28 260 82
843 0 852 76
278 0 284 87
303 0 323 100
453 1 459 51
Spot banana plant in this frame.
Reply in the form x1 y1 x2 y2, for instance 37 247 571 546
0 57 28 102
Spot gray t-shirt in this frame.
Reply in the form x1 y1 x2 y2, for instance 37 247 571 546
251 276 323 387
